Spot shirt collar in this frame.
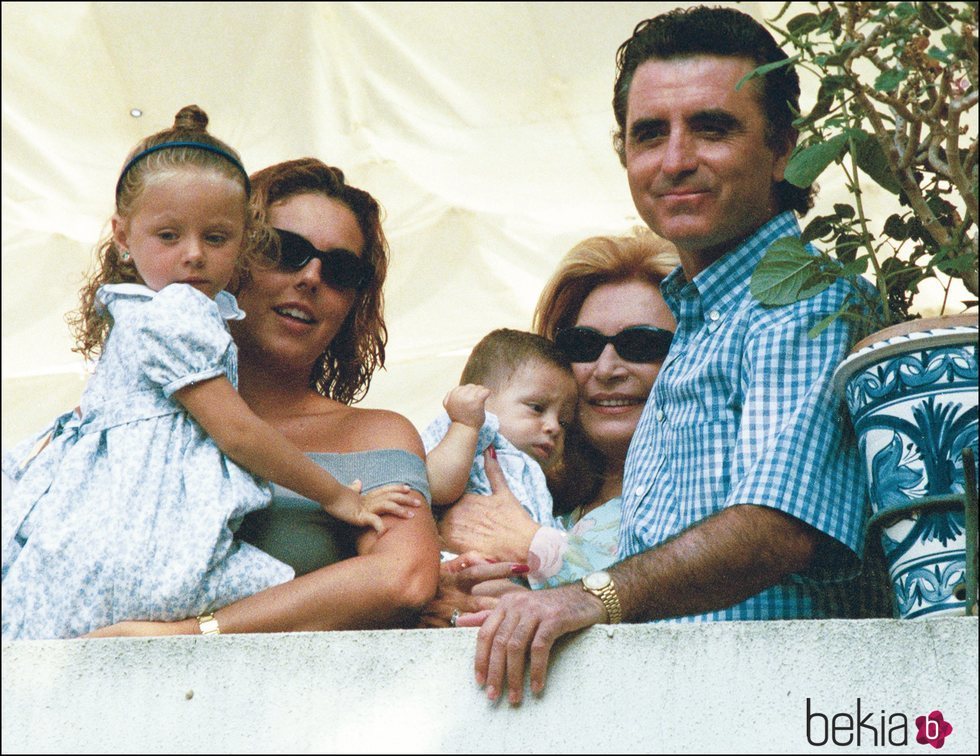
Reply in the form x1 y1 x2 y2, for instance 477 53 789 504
97 282 245 321
214 289 246 321
661 211 800 322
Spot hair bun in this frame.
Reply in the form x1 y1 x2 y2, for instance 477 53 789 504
172 104 209 133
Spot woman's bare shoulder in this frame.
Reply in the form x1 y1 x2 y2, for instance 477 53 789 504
313 404 425 457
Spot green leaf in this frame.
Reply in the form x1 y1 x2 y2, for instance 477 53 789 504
936 255 978 275
854 136 902 194
750 237 823 306
784 132 850 187
907 217 928 242
771 2 793 22
926 194 956 219
874 67 908 93
918 2 947 28
787 12 822 35
823 40 860 67
883 214 909 240
818 7 842 37
819 75 848 96
801 215 834 244
894 3 916 18
736 55 800 90
941 32 965 54
798 278 834 300
833 203 856 219
833 233 865 264
841 257 869 276
927 45 951 63
797 75 847 127
872 6 893 22
798 95 833 127
808 310 843 338
881 256 919 281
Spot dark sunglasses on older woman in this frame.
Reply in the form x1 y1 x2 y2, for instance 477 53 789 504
555 325 673 363
272 228 374 291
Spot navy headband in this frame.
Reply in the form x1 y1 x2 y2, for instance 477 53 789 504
115 141 251 200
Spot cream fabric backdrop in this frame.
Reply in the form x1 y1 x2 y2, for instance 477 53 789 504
0 1 932 448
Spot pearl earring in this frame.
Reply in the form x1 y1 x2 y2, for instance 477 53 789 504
120 249 131 262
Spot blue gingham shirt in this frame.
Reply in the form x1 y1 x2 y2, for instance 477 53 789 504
618 212 867 621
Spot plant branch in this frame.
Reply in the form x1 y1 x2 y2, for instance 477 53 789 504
964 134 978 175
754 1 978 330
845 131 892 321
947 91 980 225
964 23 978 89
851 81 952 254
969 234 979 296
896 114 923 170
928 130 951 176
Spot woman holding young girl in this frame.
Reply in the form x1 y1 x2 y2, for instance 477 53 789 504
203 156 441 633
3 107 440 638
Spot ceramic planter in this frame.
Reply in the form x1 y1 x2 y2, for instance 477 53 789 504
833 315 978 618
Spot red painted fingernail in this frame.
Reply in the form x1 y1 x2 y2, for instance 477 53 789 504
488 447 497 460
511 564 529 575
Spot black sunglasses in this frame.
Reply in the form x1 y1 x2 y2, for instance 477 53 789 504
555 325 673 363
272 228 374 291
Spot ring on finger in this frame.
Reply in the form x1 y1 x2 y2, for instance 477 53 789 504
450 608 461 628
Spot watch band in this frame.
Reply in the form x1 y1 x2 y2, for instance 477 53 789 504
582 573 622 624
197 613 221 635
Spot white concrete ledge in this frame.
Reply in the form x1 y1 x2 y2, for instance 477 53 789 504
2 618 977 754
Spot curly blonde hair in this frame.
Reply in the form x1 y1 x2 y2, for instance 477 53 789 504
243 158 389 405
533 227 679 513
68 105 262 360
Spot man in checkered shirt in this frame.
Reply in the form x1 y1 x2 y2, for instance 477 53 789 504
465 6 873 704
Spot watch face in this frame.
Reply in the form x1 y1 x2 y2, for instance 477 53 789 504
583 571 611 590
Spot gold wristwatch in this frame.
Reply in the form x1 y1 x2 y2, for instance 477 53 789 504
581 570 622 624
197 613 221 635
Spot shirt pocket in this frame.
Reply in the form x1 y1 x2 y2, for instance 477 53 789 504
667 419 736 523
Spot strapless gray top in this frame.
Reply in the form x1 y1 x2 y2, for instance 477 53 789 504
237 449 431 576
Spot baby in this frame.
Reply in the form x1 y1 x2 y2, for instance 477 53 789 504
421 328 577 535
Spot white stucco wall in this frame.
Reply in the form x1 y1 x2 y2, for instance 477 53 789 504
2 618 977 754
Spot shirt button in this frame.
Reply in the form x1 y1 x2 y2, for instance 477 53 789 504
656 409 666 422
634 485 645 497
709 310 721 321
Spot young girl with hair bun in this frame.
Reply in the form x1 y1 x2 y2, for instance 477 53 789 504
1 106 419 640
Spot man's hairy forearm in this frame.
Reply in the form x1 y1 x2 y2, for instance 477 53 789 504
610 504 821 622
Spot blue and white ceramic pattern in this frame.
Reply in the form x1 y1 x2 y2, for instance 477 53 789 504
878 506 966 618
834 321 978 619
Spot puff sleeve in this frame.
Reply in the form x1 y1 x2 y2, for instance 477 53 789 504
102 283 240 397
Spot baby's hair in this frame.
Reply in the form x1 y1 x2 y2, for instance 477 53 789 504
68 105 269 360
460 328 572 390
